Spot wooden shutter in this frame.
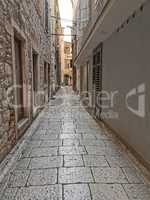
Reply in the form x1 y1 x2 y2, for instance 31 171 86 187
93 44 103 116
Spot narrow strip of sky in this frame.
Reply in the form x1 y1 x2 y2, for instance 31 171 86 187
58 0 73 42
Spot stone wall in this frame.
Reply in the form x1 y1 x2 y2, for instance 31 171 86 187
0 0 52 162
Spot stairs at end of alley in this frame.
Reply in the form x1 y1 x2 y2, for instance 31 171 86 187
0 87 150 200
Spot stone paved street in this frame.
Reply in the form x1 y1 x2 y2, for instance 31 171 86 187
0 87 150 200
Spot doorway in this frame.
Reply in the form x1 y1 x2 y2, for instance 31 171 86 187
14 37 24 122
32 51 38 107
48 64 51 99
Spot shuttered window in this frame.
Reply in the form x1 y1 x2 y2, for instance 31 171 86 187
93 44 103 115
93 55 96 84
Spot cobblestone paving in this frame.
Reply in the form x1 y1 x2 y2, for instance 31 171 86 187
0 87 150 199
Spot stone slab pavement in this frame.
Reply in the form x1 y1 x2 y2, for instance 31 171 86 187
0 87 150 200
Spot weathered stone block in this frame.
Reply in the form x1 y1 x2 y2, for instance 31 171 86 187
2 110 10 121
0 0 52 164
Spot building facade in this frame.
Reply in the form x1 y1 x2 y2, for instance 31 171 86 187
55 16 65 86
49 0 62 92
73 0 150 169
59 28 65 85
0 0 56 162
64 42 73 86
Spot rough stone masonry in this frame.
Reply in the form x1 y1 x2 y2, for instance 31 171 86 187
0 0 52 162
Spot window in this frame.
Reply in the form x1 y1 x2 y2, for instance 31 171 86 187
97 52 100 64
70 60 73 68
14 37 24 122
65 47 70 54
93 55 96 65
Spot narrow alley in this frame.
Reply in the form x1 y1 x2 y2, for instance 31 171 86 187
0 87 149 200
1 0 150 199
